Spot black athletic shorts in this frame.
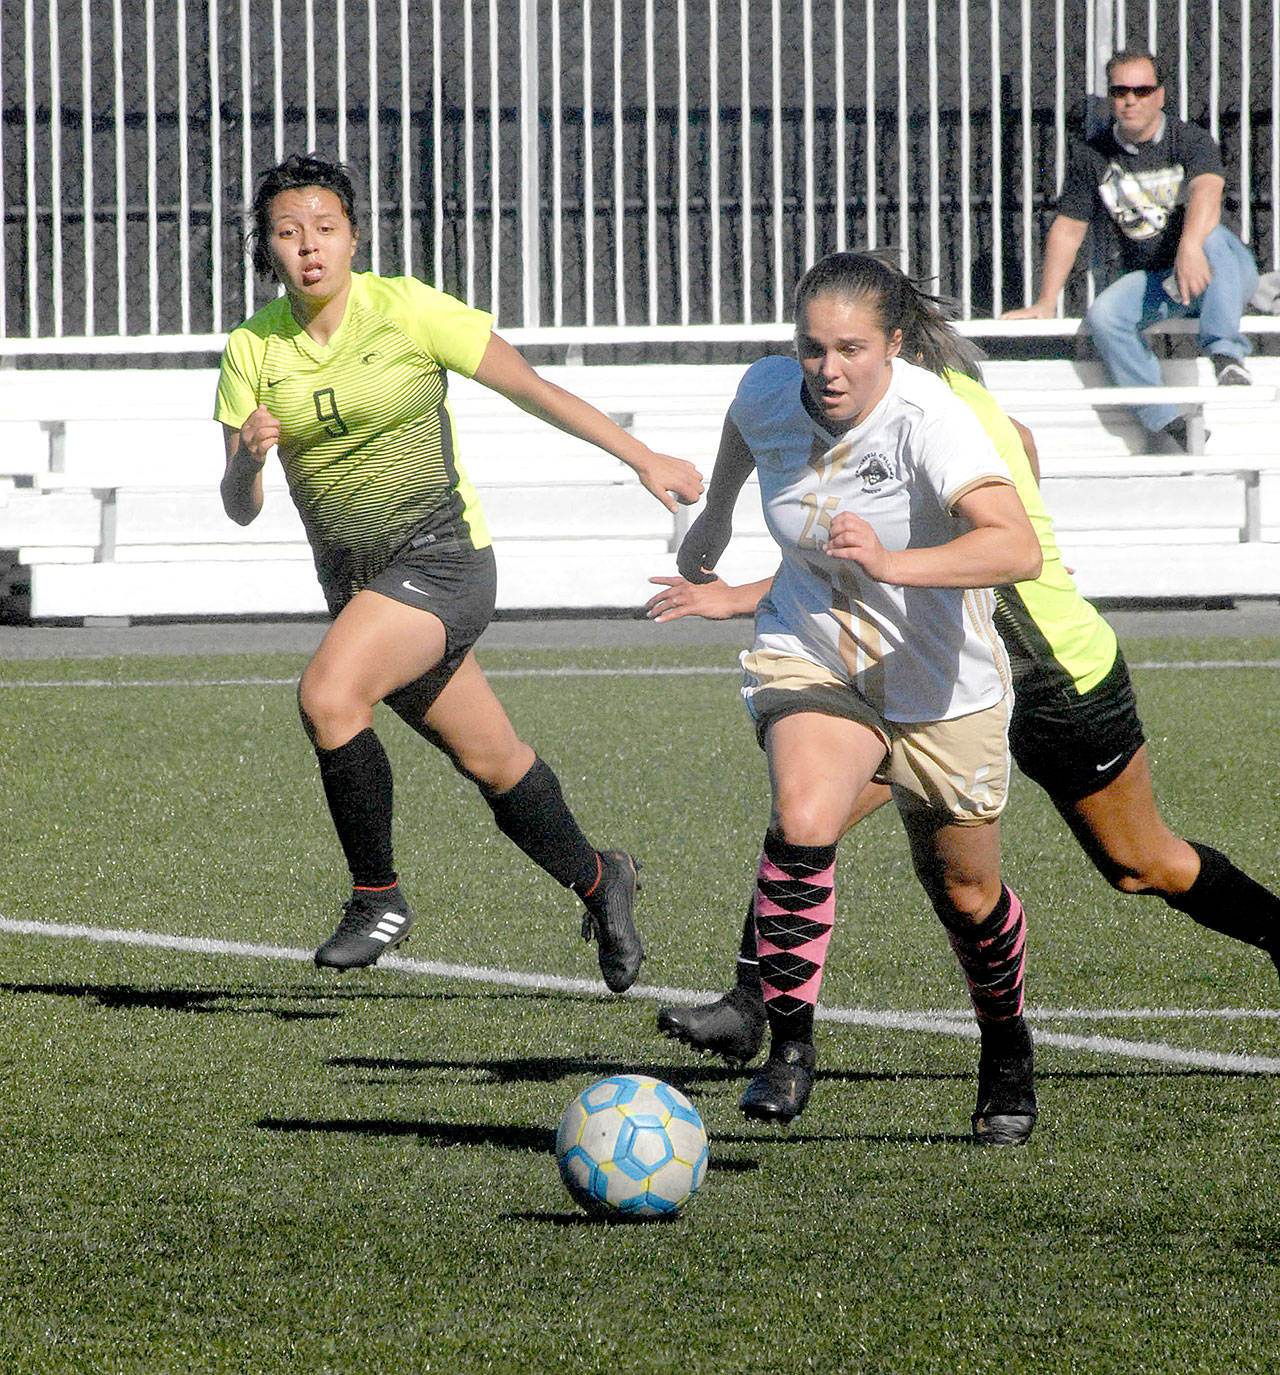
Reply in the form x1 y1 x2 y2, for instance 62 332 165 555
320 519 498 721
1009 649 1146 804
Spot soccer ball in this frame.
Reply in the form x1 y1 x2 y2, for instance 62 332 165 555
556 1074 709 1220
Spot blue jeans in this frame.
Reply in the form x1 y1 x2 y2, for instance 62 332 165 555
1084 225 1259 432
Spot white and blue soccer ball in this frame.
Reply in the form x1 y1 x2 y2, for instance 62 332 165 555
556 1074 709 1220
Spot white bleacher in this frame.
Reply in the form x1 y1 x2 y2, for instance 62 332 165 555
0 337 1277 621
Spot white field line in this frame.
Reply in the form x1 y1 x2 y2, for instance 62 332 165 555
0 657 1278 691
3 916 1279 1074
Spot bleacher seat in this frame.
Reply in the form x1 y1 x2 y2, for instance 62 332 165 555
0 346 1277 621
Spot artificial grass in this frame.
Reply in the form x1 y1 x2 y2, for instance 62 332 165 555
1 637 1278 1372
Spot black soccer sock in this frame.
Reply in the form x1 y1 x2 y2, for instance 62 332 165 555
734 899 762 993
938 885 1027 1026
1164 841 1280 951
482 755 600 894
754 831 837 1047
315 728 397 889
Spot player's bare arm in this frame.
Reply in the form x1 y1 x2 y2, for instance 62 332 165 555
220 407 278 525
472 332 704 512
1011 418 1041 483
825 480 1041 586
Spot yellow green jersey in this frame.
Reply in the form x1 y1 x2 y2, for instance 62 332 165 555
215 272 493 599
945 370 1119 697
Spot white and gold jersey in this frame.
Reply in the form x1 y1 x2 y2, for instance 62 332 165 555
734 355 1013 724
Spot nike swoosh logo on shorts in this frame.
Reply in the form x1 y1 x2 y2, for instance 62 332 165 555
265 377 285 387
1096 752 1125 772
401 579 432 599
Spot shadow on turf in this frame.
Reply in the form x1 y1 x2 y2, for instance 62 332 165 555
327 1053 751 1088
0 979 453 1018
255 1115 761 1182
256 1116 556 1151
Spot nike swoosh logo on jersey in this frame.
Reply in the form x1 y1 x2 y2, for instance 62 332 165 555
401 579 433 599
265 377 286 387
362 351 379 363
1096 752 1126 772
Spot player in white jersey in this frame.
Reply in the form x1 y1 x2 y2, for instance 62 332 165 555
661 252 1043 1140
656 272 1280 1097
741 351 1013 726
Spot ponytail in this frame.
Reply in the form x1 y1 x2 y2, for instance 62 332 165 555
794 249 985 384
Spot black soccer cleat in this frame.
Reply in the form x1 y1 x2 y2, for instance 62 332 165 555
740 1040 816 1125
315 883 414 970
972 1015 1037 1147
657 983 767 1065
581 851 644 993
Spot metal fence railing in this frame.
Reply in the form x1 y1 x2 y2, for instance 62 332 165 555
2 0 1274 352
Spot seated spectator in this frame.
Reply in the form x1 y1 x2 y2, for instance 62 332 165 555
1002 50 1259 453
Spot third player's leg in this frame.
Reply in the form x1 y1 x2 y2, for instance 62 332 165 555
1055 744 1201 897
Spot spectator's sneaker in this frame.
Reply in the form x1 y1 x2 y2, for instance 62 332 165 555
581 851 643 993
1212 354 1253 386
315 883 413 970
1158 416 1208 454
657 983 767 1064
740 1040 816 1125
972 1015 1037 1147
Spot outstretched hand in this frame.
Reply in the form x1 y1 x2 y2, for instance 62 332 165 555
636 452 705 513
645 574 741 622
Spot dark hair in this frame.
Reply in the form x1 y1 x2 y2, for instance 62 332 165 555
247 154 359 277
793 250 984 383
1106 50 1162 86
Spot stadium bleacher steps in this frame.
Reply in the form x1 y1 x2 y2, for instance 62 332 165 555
0 358 1277 621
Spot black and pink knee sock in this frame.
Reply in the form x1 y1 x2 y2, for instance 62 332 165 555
1165 841 1280 952
315 727 397 889
753 831 837 1046
481 755 600 897
939 885 1027 1025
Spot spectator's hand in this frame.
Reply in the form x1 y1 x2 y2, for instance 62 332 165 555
1172 243 1213 303
676 508 733 583
645 574 741 622
1000 301 1055 320
238 406 281 467
634 452 704 513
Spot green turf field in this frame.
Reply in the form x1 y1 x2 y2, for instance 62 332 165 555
2 635 1279 1373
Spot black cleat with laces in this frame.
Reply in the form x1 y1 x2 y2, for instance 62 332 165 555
657 983 767 1064
581 851 644 993
972 1015 1037 1147
314 883 414 970
740 1040 816 1125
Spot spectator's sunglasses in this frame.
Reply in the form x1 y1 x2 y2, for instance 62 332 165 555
1109 83 1160 99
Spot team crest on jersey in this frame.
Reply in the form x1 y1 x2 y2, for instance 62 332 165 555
857 453 892 490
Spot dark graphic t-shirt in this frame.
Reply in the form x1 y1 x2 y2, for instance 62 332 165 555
1057 116 1226 274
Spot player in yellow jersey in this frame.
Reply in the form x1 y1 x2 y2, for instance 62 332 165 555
648 262 1280 1072
216 155 703 985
